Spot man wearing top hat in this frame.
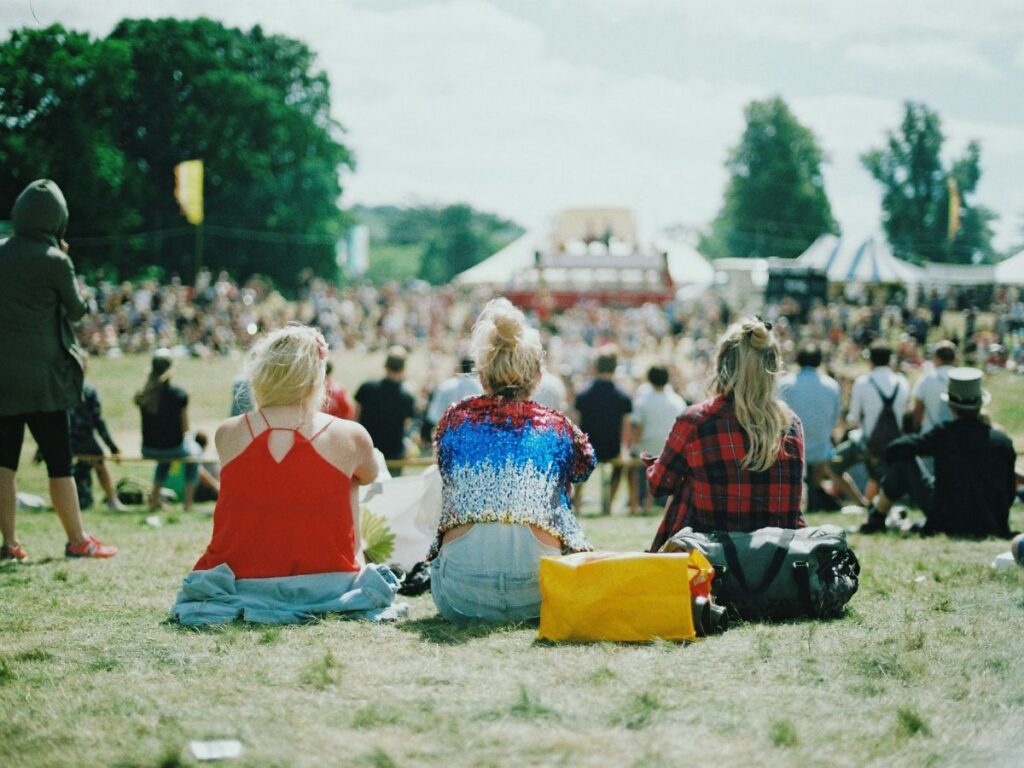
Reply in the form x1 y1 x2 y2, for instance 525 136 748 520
859 367 1016 538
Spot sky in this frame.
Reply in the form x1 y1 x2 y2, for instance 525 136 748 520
2 0 1023 252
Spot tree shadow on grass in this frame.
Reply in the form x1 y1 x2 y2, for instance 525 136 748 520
396 615 535 645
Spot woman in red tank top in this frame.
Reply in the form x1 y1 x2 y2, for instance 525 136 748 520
192 326 380 579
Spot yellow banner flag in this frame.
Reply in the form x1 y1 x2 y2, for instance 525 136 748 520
947 176 961 242
174 159 204 225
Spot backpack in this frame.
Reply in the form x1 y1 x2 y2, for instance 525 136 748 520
660 526 860 621
865 379 901 457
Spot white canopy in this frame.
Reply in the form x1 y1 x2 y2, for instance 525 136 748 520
995 250 1024 285
656 238 714 287
454 233 539 285
797 235 923 284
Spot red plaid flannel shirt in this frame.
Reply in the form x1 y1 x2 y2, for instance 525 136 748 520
648 395 806 551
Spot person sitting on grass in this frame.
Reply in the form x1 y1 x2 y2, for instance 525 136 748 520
647 318 805 551
173 325 400 625
858 367 1016 538
428 298 595 623
135 350 198 511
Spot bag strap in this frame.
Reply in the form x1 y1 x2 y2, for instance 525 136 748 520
717 528 795 596
868 378 897 407
791 560 815 616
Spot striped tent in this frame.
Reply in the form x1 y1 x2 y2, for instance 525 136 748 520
797 235 923 284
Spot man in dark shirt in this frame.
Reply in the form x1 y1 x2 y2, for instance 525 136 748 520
354 346 416 472
859 367 1016 538
573 347 634 515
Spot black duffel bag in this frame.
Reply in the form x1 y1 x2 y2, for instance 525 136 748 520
660 525 860 620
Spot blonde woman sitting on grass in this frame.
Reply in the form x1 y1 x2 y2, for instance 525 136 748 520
647 318 806 551
172 324 402 625
428 298 595 623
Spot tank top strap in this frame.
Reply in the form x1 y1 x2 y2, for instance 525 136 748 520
257 409 274 430
309 417 334 443
243 412 256 438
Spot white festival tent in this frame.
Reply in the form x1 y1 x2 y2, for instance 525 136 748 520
994 250 1024 285
797 234 924 284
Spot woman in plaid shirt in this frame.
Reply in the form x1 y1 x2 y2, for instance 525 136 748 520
647 318 805 551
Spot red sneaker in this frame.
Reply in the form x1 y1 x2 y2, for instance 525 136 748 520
1 543 28 562
65 535 118 559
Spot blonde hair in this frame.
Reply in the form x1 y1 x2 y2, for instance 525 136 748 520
710 318 790 472
246 324 327 411
471 297 543 399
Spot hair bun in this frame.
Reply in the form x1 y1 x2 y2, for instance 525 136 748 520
746 322 770 350
491 313 521 349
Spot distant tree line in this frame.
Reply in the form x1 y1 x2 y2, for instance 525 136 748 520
701 96 999 264
352 203 523 286
0 19 350 288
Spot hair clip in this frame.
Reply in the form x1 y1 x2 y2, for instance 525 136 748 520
316 337 328 361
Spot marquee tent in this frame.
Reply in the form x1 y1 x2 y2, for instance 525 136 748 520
797 235 923 284
994 250 1024 285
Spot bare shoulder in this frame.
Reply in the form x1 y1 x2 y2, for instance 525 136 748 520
216 415 253 466
312 415 374 473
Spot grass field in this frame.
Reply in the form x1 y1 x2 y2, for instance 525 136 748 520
2 352 1023 768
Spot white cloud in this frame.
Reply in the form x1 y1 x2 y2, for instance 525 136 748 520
846 40 1001 80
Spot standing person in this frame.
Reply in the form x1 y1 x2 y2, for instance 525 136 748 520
647 318 805 551
354 346 416 471
323 361 355 420
135 350 198 510
777 343 860 510
173 325 397 624
429 298 595 623
70 366 126 511
859 368 1016 537
425 357 483 439
574 346 635 515
630 365 686 513
910 340 956 433
0 179 117 560
830 341 910 502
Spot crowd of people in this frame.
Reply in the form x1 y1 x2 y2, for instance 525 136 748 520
1 179 1019 632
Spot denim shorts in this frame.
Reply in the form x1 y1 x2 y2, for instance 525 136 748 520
430 523 561 624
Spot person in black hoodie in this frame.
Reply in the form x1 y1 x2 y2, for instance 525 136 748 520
0 179 118 560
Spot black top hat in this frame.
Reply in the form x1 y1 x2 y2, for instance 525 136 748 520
940 367 991 411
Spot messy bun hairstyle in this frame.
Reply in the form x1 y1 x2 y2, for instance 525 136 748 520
711 317 790 472
246 324 328 411
471 298 543 399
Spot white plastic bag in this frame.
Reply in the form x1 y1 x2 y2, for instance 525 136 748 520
359 463 441 570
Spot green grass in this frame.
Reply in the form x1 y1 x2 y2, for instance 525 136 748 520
2 357 1024 766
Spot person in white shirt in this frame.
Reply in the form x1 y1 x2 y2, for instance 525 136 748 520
630 365 686 513
910 341 956 433
831 341 910 502
426 357 484 437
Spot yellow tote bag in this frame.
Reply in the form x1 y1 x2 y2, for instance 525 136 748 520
538 551 695 642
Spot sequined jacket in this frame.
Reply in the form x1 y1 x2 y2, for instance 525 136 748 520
428 396 595 560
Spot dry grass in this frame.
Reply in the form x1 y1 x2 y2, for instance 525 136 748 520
1 355 1023 767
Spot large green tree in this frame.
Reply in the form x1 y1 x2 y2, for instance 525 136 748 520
0 19 352 286
700 96 837 260
861 101 997 264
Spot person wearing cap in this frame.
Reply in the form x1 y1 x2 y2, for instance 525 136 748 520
135 350 198 510
859 367 1016 538
0 179 118 561
354 346 416 471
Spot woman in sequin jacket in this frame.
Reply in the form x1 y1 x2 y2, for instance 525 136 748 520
429 298 595 623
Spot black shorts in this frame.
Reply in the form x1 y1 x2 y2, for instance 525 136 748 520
0 411 74 478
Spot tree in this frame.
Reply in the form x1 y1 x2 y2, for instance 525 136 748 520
700 96 837 260
0 19 353 287
861 101 997 264
0 26 139 247
418 205 486 285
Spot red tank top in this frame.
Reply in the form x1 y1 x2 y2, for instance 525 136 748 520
193 412 359 578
